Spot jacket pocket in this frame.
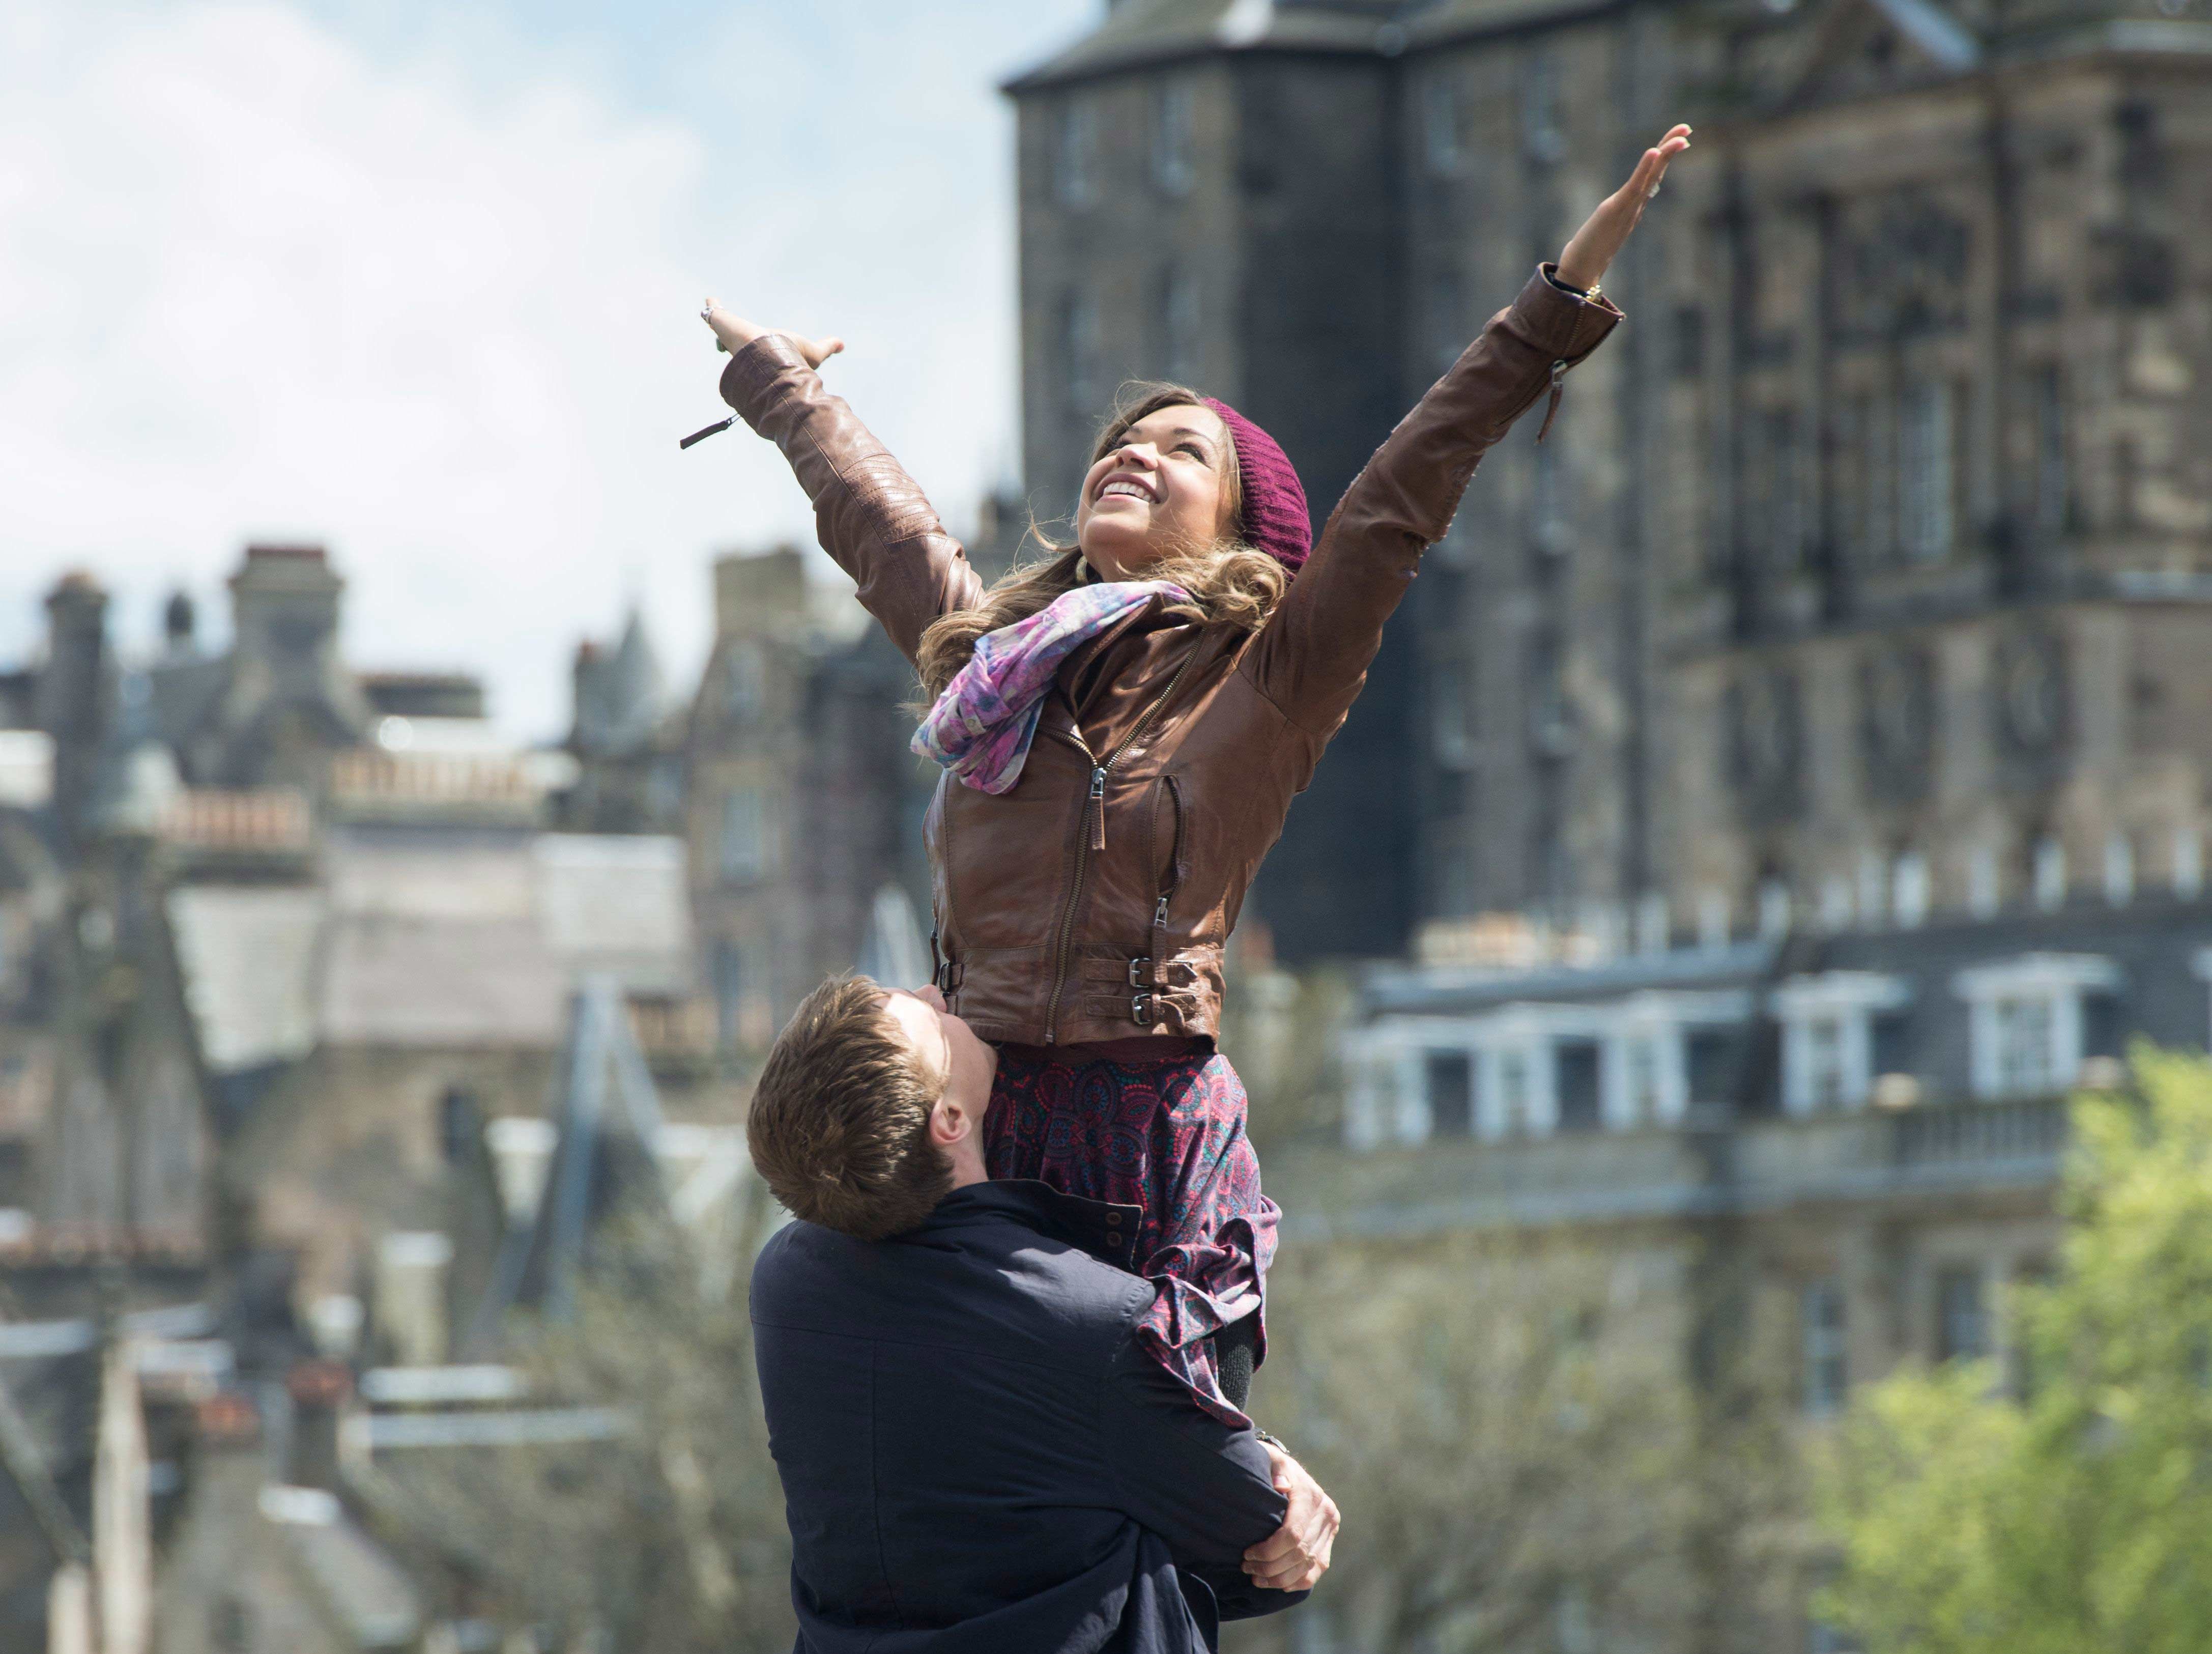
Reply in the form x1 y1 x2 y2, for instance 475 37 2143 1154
1151 774 1188 936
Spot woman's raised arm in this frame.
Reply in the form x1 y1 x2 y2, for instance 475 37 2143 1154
700 300 984 665
1241 127 1689 741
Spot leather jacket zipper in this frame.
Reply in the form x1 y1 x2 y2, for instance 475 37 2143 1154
1536 359 1569 442
1154 774 1186 934
1042 652 1197 1043
932 781 958 994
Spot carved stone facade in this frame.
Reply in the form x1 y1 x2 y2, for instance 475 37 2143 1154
1009 0 2212 964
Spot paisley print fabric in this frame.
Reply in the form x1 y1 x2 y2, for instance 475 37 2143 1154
910 580 1189 794
985 1045 1275 1425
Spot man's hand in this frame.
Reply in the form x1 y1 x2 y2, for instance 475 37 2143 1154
1555 124 1692 292
700 298 844 367
1243 1443 1338 1591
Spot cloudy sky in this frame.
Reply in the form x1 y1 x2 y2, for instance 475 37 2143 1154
0 0 1096 736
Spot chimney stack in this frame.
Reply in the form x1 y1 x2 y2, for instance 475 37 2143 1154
38 573 112 845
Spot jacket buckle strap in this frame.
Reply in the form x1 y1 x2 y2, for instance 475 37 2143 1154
1128 957 1153 988
934 958 964 993
1131 992 1155 1028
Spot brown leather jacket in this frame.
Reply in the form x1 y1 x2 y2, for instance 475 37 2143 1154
721 267 1621 1049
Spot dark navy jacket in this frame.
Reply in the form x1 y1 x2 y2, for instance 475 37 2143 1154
750 1180 1303 1653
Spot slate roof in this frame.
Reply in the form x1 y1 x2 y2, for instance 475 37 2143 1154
1005 0 1406 90
167 888 324 1073
266 1498 422 1650
168 829 695 1062
315 830 693 1047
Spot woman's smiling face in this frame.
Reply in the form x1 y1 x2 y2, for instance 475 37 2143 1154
1075 403 1237 580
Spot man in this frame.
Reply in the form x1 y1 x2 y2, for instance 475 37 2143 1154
746 975 1338 1653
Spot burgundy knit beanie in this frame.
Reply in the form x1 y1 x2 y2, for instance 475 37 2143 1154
1203 397 1311 576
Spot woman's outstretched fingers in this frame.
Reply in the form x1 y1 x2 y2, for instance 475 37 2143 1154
1555 122 1691 291
701 298 760 356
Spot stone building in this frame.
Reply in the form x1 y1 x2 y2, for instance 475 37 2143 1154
681 493 1029 1052
1007 0 2212 963
1011 2 2212 1644
0 545 735 1650
683 548 933 1053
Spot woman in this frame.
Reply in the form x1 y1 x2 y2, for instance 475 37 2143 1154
702 124 1690 1419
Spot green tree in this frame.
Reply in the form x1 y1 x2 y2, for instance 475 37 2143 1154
1229 1231 1799 1654
1822 1048 2212 1652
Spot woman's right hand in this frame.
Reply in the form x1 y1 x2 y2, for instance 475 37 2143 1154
701 299 845 367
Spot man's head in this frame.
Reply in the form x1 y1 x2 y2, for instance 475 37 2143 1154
747 977 998 1241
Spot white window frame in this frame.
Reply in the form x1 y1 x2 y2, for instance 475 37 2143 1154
1953 954 2121 1101
1152 81 1196 197
1801 1277 1848 1418
1772 972 1912 1115
1340 987 1749 1148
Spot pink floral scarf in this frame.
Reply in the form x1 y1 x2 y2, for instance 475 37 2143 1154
912 581 1190 794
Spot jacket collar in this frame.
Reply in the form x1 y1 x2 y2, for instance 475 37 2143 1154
922 1180 1144 1272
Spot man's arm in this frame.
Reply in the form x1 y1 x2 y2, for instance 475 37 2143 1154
1098 1336 1311 1620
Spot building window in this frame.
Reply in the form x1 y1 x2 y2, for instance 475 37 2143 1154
2033 362 2067 537
1994 993 2056 1095
1557 1040 1601 1133
712 939 743 1052
1840 392 1890 563
1775 972 1913 1114
1426 1050 1473 1137
1422 74 1463 174
1054 99 1098 210
719 787 771 883
1958 954 2121 1100
1428 265 1466 376
1802 1279 1848 1417
1625 1037 1663 1124
2104 832 2134 906
722 643 764 720
1891 852 1929 928
1153 81 1196 196
2032 836 2066 910
1159 265 1201 384
1968 843 2000 917
1499 1050 1529 1133
1684 1026 1741 1107
1806 1017 1847 1109
1532 441 1568 555
1521 46 1563 163
1431 657 1473 766
1936 1265 1987 1362
1061 287 1102 416
1750 407 1805 572
1899 378 1958 561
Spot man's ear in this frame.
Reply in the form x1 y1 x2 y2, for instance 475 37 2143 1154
928 1094 967 1148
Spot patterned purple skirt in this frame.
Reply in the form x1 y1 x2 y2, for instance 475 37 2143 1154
984 1045 1276 1424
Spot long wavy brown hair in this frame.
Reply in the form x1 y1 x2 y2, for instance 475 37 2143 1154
913 383 1287 701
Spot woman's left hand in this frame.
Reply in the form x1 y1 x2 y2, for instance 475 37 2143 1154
1555 124 1692 292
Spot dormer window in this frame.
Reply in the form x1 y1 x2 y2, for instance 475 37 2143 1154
1772 972 1913 1114
1954 954 2123 1101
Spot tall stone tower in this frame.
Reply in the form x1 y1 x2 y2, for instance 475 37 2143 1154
1006 0 1417 960
1009 0 2212 961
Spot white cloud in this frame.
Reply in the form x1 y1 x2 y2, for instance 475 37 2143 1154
0 0 1083 736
